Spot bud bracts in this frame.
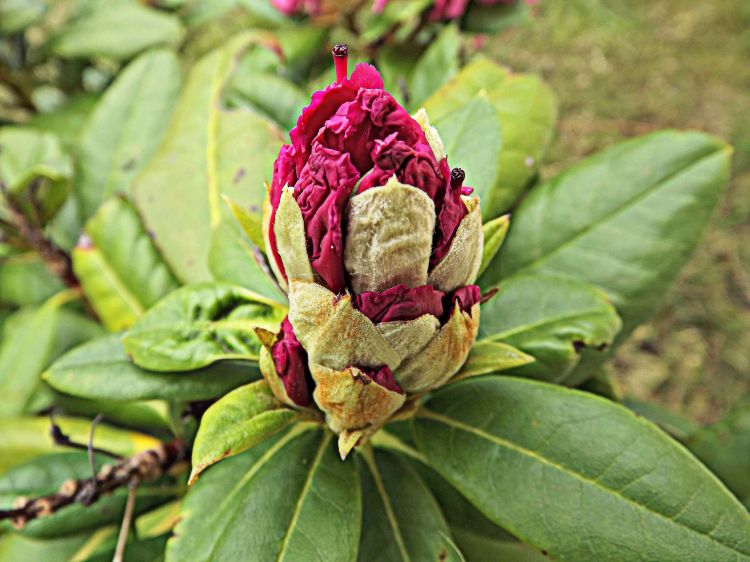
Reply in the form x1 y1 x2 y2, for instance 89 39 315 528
259 48 484 447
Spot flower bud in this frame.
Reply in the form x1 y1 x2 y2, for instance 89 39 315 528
259 46 487 449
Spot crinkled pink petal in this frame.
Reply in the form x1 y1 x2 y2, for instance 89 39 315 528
271 317 312 406
430 159 467 267
361 365 403 394
358 133 445 199
268 144 298 281
447 285 482 316
294 145 361 293
290 64 384 169
354 284 445 323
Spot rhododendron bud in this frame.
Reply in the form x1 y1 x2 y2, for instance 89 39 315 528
259 45 486 456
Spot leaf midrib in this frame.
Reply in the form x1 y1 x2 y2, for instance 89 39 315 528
275 432 331 562
419 409 750 558
86 246 145 319
508 148 726 277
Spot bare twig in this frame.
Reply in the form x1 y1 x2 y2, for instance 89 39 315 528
0 440 188 529
49 411 122 461
0 181 79 288
113 478 140 562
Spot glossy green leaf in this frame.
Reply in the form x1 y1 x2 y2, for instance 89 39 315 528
624 398 698 441
411 462 547 562
51 3 184 61
433 95 500 216
73 197 179 331
0 127 72 221
454 339 534 380
122 282 285 371
424 57 557 219
0 452 173 538
77 534 169 562
0 0 47 34
190 380 299 483
76 49 181 219
0 253 64 306
687 402 750 505
226 62 307 129
478 274 621 382
167 427 361 562
208 216 287 304
477 214 509 278
134 34 284 283
357 447 462 562
415 377 750 561
53 395 171 433
407 25 460 110
0 416 159 475
0 293 71 417
0 533 88 562
44 335 259 402
27 94 100 150
492 131 732 344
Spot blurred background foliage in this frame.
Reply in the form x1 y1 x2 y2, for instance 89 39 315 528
487 0 750 423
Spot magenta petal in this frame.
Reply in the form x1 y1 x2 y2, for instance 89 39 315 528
294 145 360 293
271 317 312 406
430 159 467 267
354 284 445 323
447 285 482 316
361 365 403 394
429 0 471 19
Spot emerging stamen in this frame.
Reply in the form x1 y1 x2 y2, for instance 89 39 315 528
450 167 465 188
332 43 349 84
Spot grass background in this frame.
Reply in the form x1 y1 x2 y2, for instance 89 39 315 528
487 0 750 422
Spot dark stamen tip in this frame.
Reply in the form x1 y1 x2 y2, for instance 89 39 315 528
450 167 465 187
332 43 349 57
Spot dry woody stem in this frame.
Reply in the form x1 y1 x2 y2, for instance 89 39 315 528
0 440 187 530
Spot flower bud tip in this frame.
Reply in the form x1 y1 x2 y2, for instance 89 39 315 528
332 43 349 84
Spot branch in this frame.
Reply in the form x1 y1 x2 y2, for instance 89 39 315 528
0 440 188 530
0 181 79 289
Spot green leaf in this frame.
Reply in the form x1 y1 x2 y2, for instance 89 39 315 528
463 1 530 34
208 216 287 304
415 377 750 561
407 25 460 110
44 335 260 402
0 534 88 562
0 0 47 34
491 131 732 344
73 197 180 331
478 274 621 382
76 49 181 219
222 194 265 249
167 428 361 562
51 3 184 61
76 534 169 562
0 452 173 538
454 339 534 381
357 447 462 562
477 214 509 278
0 127 72 221
433 95 501 216
0 416 159 475
53 395 171 433
27 94 100 150
687 402 750 505
122 282 285 371
133 34 284 283
411 462 547 562
424 57 557 219
624 398 698 441
0 293 74 417
190 380 298 483
0 253 64 306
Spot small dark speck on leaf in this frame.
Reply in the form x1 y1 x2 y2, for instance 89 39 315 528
147 229 156 240
121 157 137 172
248 204 260 213
233 168 246 183
438 549 447 561
541 549 549 557
572 340 586 353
